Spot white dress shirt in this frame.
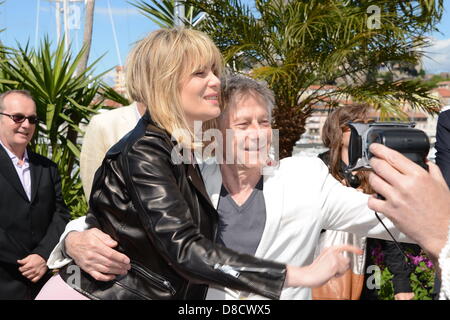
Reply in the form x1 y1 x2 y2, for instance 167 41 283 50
0 141 31 201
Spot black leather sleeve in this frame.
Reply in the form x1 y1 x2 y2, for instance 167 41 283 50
123 134 286 300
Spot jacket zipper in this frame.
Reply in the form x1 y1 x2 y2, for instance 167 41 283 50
131 262 176 296
213 263 285 278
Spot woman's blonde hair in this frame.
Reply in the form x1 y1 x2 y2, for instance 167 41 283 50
126 28 223 145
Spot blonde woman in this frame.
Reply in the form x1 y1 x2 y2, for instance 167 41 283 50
36 29 358 300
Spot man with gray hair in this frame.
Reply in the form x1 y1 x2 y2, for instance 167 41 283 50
0 90 70 299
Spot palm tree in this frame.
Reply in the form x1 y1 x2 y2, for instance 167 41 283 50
184 0 443 158
77 0 96 74
130 0 205 28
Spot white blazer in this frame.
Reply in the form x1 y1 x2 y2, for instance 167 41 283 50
80 103 140 199
201 156 410 300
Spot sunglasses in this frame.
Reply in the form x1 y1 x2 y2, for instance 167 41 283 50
0 112 39 124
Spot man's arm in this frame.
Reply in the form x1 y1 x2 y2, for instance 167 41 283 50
46 216 89 269
317 160 413 242
46 213 131 281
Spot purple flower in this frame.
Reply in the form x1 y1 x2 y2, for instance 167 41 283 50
407 254 425 266
407 252 434 270
371 245 385 265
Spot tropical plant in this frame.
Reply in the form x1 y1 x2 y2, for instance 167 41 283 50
130 0 205 28
100 82 131 107
183 0 444 158
0 38 109 218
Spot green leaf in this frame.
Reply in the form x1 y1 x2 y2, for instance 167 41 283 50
66 139 81 158
45 103 56 131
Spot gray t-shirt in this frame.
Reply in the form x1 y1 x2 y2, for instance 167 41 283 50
216 177 266 255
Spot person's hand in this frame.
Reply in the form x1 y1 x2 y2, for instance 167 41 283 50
367 143 450 260
394 292 414 300
285 245 363 288
65 228 131 281
17 254 48 283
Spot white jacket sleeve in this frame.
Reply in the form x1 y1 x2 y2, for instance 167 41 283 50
315 159 413 242
47 216 89 269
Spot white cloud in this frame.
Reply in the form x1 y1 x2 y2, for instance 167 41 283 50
422 37 450 74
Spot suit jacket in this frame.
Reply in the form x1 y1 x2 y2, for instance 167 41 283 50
0 145 71 299
80 103 139 199
435 107 450 187
200 156 411 300
433 106 450 297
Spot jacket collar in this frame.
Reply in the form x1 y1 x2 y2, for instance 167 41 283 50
200 158 284 258
0 144 31 201
142 111 215 209
28 151 43 203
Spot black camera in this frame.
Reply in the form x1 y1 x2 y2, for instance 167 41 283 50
346 122 430 172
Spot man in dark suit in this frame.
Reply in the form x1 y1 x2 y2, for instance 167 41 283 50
0 90 71 299
436 107 450 187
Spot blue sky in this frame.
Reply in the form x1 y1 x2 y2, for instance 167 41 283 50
0 0 157 79
0 0 449 81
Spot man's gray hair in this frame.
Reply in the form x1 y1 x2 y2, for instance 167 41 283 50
0 90 35 112
220 73 275 120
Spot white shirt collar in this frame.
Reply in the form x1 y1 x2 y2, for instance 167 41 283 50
0 140 29 163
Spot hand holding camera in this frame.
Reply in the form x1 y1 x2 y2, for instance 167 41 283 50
367 143 450 261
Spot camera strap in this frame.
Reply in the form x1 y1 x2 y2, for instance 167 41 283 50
374 210 411 263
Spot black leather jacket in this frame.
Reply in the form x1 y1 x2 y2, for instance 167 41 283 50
60 113 286 300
